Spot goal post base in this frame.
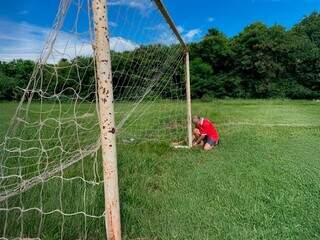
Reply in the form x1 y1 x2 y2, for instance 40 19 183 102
172 145 190 149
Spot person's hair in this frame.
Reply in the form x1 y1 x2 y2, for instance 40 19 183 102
192 115 200 121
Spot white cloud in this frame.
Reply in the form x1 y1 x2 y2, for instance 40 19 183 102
144 23 179 45
0 20 138 62
145 23 165 31
208 17 215 22
19 10 29 15
108 0 153 13
109 21 118 27
0 20 94 63
145 23 201 44
177 26 184 34
0 20 49 62
110 37 139 52
184 29 202 42
251 0 282 2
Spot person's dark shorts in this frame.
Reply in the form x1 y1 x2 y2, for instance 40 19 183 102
204 136 219 146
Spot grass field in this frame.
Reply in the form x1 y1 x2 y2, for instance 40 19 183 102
1 99 320 239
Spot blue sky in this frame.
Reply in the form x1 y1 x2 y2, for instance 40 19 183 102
0 0 319 61
168 0 320 37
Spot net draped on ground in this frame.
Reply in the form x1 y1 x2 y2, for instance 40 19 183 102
0 0 187 238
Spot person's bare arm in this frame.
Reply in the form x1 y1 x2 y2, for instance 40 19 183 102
193 134 206 146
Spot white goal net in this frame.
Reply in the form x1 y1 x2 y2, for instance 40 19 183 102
0 0 188 238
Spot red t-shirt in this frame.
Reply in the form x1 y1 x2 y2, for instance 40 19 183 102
197 118 219 142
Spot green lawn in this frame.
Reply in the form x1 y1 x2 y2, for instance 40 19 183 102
1 100 320 239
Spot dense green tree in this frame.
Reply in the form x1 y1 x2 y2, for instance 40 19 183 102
285 33 320 98
197 28 233 73
231 23 290 97
293 12 320 48
190 57 214 98
0 72 16 100
0 60 34 100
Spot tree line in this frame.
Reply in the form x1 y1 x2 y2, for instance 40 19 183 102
189 12 320 99
0 12 319 101
0 45 183 101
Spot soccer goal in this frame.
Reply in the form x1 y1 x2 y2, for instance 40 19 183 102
0 0 191 239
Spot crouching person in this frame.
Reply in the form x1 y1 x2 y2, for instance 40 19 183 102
192 115 220 151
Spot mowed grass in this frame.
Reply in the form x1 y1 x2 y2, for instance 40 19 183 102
1 100 320 239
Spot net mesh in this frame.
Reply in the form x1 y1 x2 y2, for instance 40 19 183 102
0 0 187 238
